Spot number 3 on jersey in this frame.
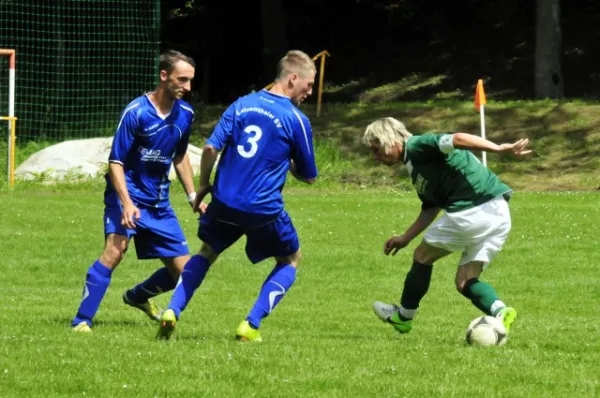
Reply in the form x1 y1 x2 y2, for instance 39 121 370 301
237 125 263 158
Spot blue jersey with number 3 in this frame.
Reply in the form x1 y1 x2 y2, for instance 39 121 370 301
206 90 317 216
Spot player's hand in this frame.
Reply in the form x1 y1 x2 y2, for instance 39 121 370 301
384 235 411 256
192 184 212 213
121 202 140 229
498 138 532 156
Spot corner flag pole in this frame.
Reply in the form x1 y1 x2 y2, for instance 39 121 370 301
474 79 487 167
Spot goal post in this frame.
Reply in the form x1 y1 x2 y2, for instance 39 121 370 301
0 49 15 185
0 116 16 187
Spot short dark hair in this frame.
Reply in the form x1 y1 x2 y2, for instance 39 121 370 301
159 50 195 74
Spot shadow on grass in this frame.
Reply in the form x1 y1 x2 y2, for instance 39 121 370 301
50 316 151 328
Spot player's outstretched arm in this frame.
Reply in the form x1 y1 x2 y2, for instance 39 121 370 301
452 133 532 156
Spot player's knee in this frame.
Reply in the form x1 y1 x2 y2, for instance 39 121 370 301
277 249 302 267
457 277 480 298
456 262 484 294
455 279 467 293
413 247 432 265
294 249 303 264
100 246 125 268
198 243 218 264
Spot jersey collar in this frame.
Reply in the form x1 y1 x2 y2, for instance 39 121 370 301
145 93 174 119
261 89 291 102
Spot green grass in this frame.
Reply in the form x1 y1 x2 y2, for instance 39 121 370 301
0 184 599 397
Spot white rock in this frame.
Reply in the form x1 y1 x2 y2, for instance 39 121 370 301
15 137 203 183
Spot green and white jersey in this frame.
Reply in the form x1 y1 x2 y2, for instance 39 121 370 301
403 133 512 212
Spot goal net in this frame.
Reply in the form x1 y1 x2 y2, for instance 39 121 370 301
0 0 160 145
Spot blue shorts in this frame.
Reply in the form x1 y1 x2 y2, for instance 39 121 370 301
104 205 189 260
198 203 299 264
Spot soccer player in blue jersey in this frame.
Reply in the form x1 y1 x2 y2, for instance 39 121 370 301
71 50 200 332
363 118 531 337
156 50 318 342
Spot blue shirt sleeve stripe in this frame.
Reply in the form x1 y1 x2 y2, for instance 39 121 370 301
292 109 312 155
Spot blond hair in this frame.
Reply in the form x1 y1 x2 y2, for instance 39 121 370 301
362 117 412 154
275 50 316 80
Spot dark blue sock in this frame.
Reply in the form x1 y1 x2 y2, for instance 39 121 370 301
127 267 176 303
167 255 211 319
71 260 113 327
246 264 296 329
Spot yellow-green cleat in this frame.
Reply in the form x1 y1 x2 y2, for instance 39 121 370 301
373 301 413 334
72 321 92 333
123 291 162 322
496 307 517 334
156 309 177 340
235 320 263 342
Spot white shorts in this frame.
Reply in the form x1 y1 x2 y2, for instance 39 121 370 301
423 196 511 267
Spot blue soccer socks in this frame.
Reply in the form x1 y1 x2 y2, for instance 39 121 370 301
71 260 113 328
246 264 296 329
166 255 211 319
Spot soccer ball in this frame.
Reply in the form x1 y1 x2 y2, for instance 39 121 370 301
465 315 507 347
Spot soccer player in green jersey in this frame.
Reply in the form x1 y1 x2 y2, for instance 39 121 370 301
363 117 531 336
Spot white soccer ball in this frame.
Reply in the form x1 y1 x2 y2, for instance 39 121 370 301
465 315 507 347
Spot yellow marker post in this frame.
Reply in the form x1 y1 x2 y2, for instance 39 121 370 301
1 116 17 187
312 51 330 118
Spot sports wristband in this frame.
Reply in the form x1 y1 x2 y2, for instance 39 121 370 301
187 192 197 204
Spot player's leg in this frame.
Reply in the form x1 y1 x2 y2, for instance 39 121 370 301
456 197 516 332
456 260 503 314
237 250 301 342
157 204 241 340
122 255 190 322
156 243 221 340
456 260 516 332
121 207 189 321
236 211 300 342
373 241 450 333
166 243 219 318
71 232 129 331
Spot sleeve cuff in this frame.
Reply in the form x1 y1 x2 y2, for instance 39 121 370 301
438 134 455 154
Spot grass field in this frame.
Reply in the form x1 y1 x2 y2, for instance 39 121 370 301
1 183 599 397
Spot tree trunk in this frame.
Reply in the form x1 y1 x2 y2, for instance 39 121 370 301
534 0 563 98
261 0 288 83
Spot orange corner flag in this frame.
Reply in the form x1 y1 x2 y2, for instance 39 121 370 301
474 79 487 111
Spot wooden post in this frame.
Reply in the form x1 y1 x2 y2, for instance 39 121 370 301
312 51 330 117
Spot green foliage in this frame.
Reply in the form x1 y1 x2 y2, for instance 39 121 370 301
2 99 600 190
189 100 600 191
